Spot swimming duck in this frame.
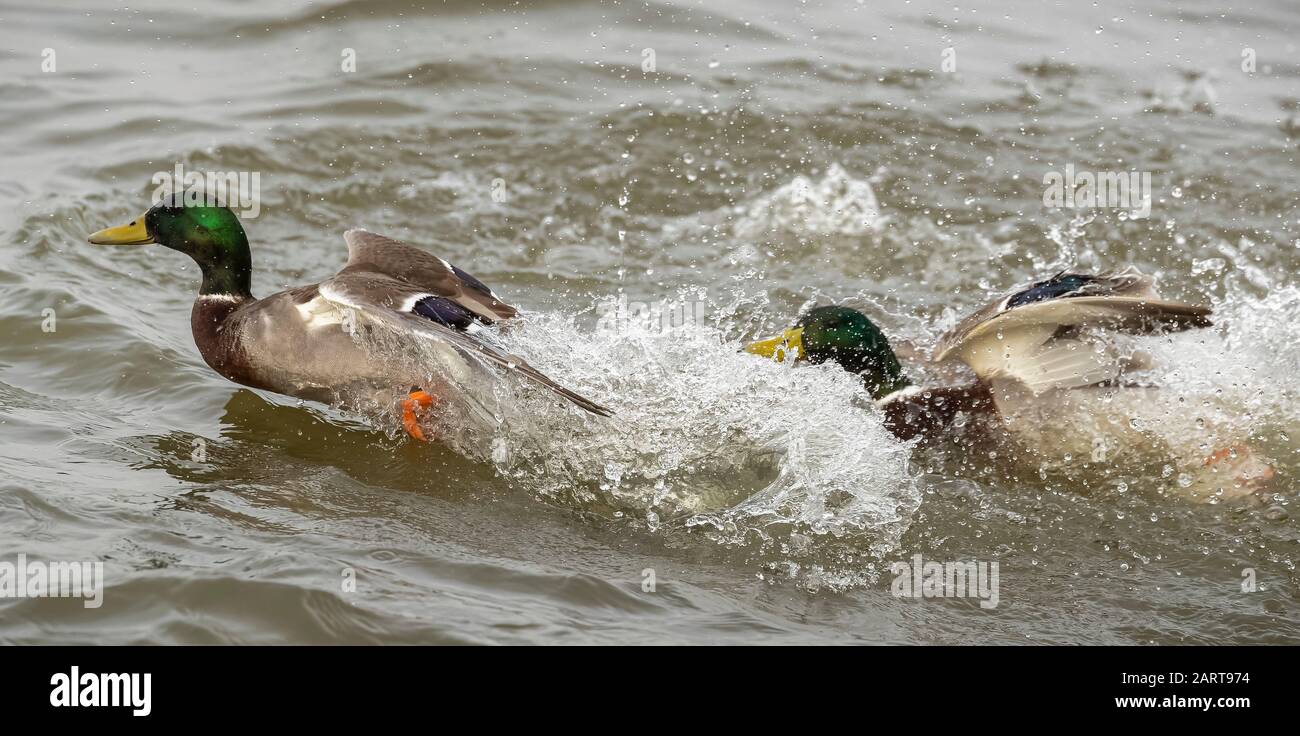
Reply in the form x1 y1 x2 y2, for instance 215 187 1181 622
745 268 1274 498
87 195 610 440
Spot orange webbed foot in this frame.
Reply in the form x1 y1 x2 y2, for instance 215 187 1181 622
1203 443 1276 498
401 389 438 442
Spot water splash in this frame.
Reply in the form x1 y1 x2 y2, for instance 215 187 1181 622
508 304 916 551
732 163 888 239
1145 266 1300 442
345 294 920 563
665 163 888 247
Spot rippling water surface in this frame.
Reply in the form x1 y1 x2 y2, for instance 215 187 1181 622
1 0 1298 644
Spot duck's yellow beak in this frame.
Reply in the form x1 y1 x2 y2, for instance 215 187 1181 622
87 212 153 245
744 327 804 362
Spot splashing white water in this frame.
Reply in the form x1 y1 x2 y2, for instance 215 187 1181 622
665 163 888 247
500 304 916 552
1144 277 1300 437
349 295 919 558
732 163 888 239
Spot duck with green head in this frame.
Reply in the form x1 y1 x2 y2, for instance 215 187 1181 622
87 193 610 440
744 306 911 398
745 271 1277 501
745 270 1234 443
744 305 994 440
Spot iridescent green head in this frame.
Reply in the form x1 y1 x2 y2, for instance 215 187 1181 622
745 306 911 399
87 193 252 297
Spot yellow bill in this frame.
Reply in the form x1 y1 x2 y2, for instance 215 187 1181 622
744 327 804 362
87 211 153 245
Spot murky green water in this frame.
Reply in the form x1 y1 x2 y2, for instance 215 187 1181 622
1 0 1298 644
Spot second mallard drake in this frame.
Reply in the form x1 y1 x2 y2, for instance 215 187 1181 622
88 194 610 440
746 268 1210 438
746 268 1275 499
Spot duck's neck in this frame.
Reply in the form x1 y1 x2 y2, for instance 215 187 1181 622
187 233 253 350
180 225 254 298
198 249 253 298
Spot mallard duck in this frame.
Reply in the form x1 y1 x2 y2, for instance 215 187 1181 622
87 194 610 440
746 268 1275 498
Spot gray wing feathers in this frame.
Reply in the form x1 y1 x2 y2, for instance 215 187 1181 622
341 229 518 322
362 306 612 417
323 232 610 417
936 267 1212 393
936 268 1210 362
